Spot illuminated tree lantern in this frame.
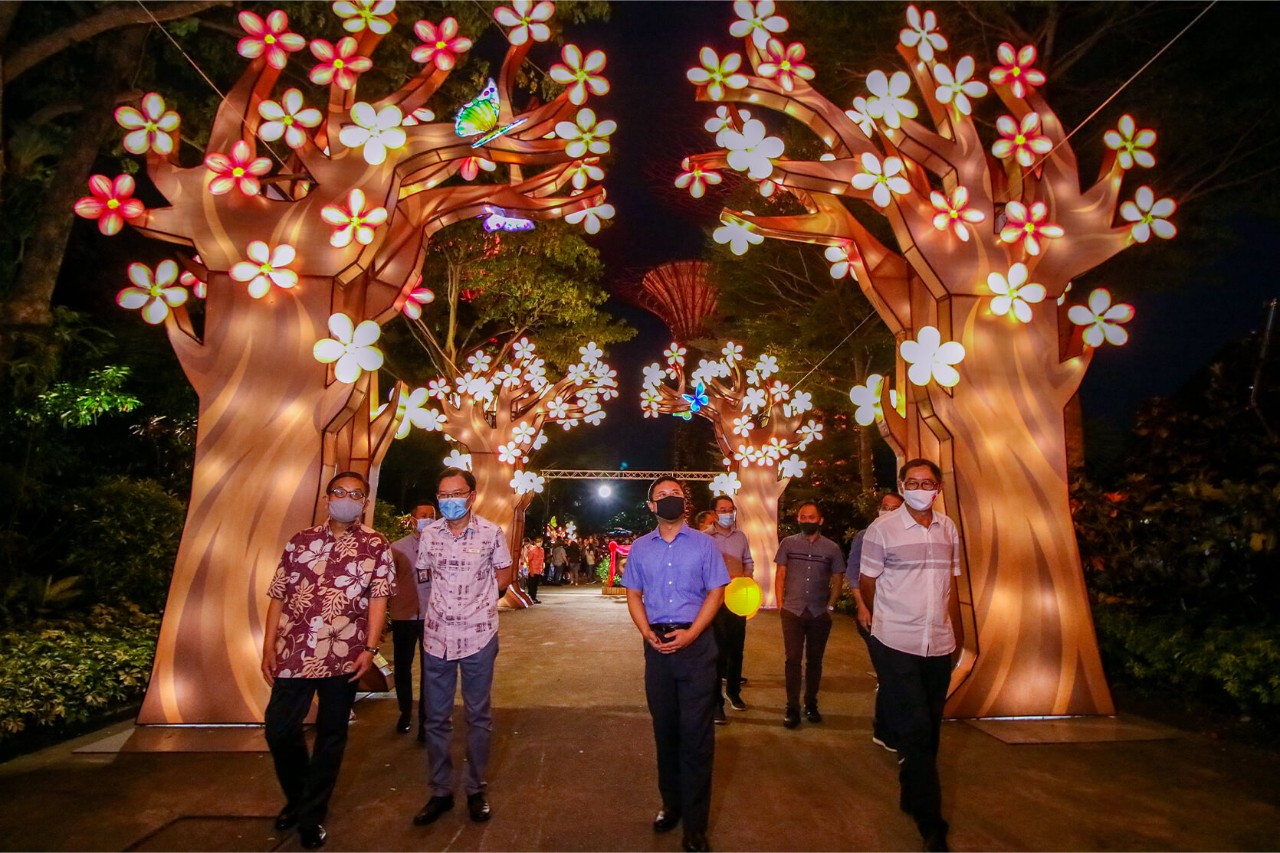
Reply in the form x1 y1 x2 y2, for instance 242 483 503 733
78 0 618 724
680 3 1176 718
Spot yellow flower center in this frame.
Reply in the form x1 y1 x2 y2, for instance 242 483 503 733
107 199 120 209
259 264 274 274
437 40 448 49
949 209 958 219
283 116 294 126
1012 67 1022 77
334 58 345 69
1015 134 1026 145
265 34 277 44
1024 223 1036 234
780 60 792 71
233 167 245 177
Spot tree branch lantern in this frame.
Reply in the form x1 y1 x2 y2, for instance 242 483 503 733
677 2 1179 717
641 342 823 605
75 0 618 723
401 336 618 606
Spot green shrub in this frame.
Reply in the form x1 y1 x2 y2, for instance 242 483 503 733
1093 604 1280 714
0 604 160 741
63 477 186 611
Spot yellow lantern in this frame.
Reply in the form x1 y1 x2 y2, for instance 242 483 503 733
725 576 762 619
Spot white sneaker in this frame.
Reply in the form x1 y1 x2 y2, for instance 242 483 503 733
872 735 898 753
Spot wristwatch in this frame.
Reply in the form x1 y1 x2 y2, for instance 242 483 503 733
363 645 379 655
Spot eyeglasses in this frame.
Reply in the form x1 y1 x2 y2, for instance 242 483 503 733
902 480 939 491
329 488 367 500
437 490 472 500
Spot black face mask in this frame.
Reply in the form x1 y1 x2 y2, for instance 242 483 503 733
799 522 820 536
654 496 685 521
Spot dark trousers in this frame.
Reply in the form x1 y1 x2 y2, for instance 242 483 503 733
392 619 426 724
264 674 358 826
780 609 833 708
712 604 746 705
422 635 498 797
528 574 542 601
858 622 890 744
643 630 718 835
871 636 952 838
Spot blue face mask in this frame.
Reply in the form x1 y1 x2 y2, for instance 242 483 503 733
439 497 469 521
717 512 735 528
416 517 433 532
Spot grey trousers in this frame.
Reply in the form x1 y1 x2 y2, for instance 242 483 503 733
422 635 498 797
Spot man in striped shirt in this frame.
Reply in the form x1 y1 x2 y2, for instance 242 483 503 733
860 458 963 853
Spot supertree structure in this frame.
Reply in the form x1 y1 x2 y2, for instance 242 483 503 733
634 260 720 343
74 0 618 723
676 2 1178 717
641 341 823 605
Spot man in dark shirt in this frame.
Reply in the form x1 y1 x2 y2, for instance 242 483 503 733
774 501 845 729
623 476 729 853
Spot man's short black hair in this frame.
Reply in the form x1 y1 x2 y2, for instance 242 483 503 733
898 458 943 483
438 467 477 491
326 471 369 493
712 494 736 510
648 476 683 501
797 500 823 516
881 491 904 503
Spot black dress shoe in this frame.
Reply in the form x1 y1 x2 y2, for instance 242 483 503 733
713 705 727 725
299 824 327 849
726 694 747 711
653 808 681 833
273 807 298 832
737 676 749 686
923 829 950 852
805 702 823 723
783 705 801 729
396 712 412 734
467 792 492 823
413 795 454 826
682 831 712 852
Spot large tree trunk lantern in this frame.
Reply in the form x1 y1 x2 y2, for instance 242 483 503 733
641 342 824 606
678 3 1177 717
74 1 618 723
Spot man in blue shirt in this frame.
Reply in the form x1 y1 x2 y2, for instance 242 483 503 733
623 476 729 853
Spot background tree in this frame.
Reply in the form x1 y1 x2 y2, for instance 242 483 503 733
641 340 823 604
676 2 1197 717
73 0 618 723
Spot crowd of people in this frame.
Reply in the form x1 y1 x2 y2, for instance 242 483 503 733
258 459 961 853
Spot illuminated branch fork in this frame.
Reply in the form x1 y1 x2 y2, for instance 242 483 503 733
72 0 617 724
633 260 720 343
678 2 1178 717
641 341 822 605
399 337 618 581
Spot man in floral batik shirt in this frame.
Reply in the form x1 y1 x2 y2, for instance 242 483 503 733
261 471 395 850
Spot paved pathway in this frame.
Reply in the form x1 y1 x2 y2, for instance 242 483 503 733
1 586 1277 851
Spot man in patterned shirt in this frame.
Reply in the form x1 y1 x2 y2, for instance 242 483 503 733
412 467 513 827
261 471 395 850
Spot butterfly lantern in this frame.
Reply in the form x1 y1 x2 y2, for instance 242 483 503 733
455 79 529 148
678 382 709 420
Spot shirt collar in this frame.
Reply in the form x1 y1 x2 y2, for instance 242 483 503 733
898 504 939 530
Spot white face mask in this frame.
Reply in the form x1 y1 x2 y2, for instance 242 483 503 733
716 512 735 528
877 506 897 517
901 489 938 512
416 517 432 532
